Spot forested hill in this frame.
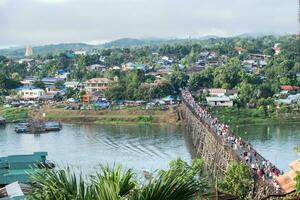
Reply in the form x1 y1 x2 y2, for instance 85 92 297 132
0 34 284 58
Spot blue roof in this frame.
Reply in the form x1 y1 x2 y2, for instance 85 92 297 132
57 69 66 74
16 86 38 91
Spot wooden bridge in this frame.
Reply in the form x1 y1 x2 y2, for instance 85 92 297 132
179 89 285 200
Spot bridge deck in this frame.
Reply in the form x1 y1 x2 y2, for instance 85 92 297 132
181 89 283 195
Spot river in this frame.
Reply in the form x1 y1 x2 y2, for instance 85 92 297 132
0 124 196 174
233 123 300 172
0 122 297 173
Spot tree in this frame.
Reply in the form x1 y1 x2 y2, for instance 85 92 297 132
213 58 243 89
168 69 189 93
32 81 46 90
220 162 253 199
188 67 214 91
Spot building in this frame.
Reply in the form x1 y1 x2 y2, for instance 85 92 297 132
203 88 238 99
17 86 45 100
206 96 233 107
235 47 246 55
84 78 111 93
20 76 37 86
248 53 271 61
18 58 34 64
25 45 33 57
64 81 82 89
55 70 70 79
41 77 65 86
273 43 281 55
122 63 147 71
280 85 300 91
74 50 86 56
86 64 107 72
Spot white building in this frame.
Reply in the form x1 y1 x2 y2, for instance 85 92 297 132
206 96 233 107
64 81 82 90
18 87 45 100
86 64 107 72
74 50 86 56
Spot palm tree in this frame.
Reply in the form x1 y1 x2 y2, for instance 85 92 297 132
28 158 207 200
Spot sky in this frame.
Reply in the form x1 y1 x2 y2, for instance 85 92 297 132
0 0 298 47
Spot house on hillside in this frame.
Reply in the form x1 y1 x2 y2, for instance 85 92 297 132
41 77 65 86
280 85 300 95
204 88 238 99
121 63 147 71
84 78 112 94
86 64 107 72
16 86 45 100
274 94 300 105
235 47 246 55
55 70 70 79
20 76 37 86
64 81 82 90
273 43 281 55
74 50 86 56
206 96 233 107
247 53 271 61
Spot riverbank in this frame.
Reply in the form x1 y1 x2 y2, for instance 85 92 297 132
0 107 29 122
31 105 179 125
211 107 300 125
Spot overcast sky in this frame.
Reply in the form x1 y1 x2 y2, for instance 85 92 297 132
0 0 298 47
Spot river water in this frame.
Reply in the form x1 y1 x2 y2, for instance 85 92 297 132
233 123 300 172
0 124 196 174
0 122 297 173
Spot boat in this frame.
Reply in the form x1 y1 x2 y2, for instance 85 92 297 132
44 122 62 132
0 152 54 186
14 122 62 134
0 117 5 126
14 124 30 134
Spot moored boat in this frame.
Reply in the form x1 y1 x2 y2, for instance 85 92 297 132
14 124 30 134
44 121 62 132
0 117 5 126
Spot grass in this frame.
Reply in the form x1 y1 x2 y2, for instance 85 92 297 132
0 106 29 122
42 107 177 125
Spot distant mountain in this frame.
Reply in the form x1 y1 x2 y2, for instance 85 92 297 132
235 32 281 38
100 38 187 48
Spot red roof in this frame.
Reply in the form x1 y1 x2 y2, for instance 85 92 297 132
280 85 300 91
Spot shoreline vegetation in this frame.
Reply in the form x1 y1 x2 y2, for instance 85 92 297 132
211 107 300 126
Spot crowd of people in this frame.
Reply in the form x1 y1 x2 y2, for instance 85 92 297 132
181 89 282 191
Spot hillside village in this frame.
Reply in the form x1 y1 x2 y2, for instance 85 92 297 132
0 35 299 112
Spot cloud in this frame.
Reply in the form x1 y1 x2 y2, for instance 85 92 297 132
0 0 297 47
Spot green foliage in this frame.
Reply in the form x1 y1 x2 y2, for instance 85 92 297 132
295 172 300 195
220 162 253 199
29 159 207 200
137 115 153 123
168 68 189 93
294 145 300 153
32 81 46 90
0 107 28 122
